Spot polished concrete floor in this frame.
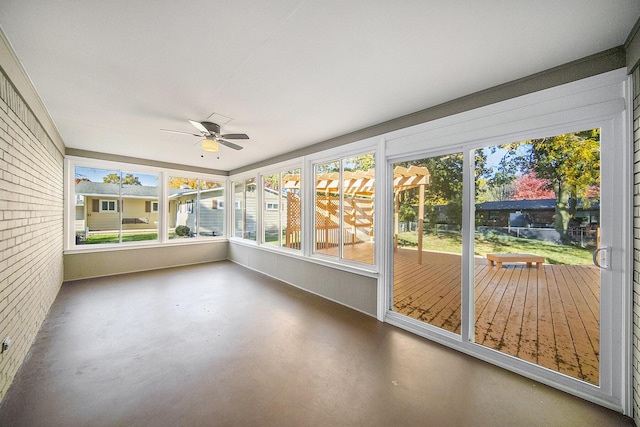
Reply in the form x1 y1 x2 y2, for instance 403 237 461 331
0 261 633 426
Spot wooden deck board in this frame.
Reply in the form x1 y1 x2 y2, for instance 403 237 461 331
392 248 600 385
320 244 600 385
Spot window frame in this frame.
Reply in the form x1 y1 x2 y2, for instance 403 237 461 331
257 167 303 251
100 199 117 213
302 137 380 272
64 157 227 251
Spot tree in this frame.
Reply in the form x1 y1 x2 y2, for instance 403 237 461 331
512 172 555 200
103 173 142 185
169 177 198 189
396 151 489 231
497 129 600 241
528 131 599 241
476 178 515 202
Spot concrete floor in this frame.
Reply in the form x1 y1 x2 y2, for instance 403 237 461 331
0 261 633 426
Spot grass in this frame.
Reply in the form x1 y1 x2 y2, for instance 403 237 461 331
397 230 594 265
83 232 158 244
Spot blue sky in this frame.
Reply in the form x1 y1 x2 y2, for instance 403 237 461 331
75 167 158 186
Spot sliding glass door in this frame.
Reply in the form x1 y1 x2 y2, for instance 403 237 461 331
392 154 463 335
473 129 602 385
388 124 623 407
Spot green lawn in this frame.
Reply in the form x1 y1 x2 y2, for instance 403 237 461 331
397 231 593 265
83 232 158 244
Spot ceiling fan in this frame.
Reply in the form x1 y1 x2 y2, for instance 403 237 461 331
161 120 249 152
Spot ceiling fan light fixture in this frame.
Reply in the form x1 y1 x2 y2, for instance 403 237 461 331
201 138 219 152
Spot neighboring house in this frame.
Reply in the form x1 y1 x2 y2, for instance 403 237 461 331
474 198 600 228
234 182 288 239
168 186 225 237
75 181 281 239
75 182 160 233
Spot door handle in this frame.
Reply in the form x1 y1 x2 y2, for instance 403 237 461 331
592 247 610 270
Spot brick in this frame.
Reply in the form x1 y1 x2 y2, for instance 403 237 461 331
0 70 63 403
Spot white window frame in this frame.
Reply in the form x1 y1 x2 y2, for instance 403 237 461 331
303 137 381 272
64 156 227 251
100 199 117 213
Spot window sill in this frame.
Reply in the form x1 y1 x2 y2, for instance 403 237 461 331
64 237 228 255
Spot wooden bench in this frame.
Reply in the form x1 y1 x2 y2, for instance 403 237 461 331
486 253 544 269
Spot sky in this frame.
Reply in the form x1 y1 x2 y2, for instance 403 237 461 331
75 167 158 186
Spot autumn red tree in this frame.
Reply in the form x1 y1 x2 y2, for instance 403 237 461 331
512 172 554 200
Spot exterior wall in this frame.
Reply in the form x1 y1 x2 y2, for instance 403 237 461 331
170 192 225 237
632 64 640 426
0 67 64 401
85 196 158 231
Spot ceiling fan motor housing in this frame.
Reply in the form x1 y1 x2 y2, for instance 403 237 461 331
201 121 221 135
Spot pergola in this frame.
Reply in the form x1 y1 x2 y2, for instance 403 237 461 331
282 165 431 262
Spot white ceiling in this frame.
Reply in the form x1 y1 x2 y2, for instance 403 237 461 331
1 1 639 172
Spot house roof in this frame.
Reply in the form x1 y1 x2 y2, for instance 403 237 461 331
476 199 600 211
75 182 159 198
76 182 224 199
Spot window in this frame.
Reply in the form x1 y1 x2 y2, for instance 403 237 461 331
233 178 256 240
262 168 301 249
168 176 224 239
69 159 226 248
74 166 159 245
100 200 117 212
199 179 225 237
145 201 159 213
313 153 374 264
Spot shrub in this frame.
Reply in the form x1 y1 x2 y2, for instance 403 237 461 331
175 225 191 237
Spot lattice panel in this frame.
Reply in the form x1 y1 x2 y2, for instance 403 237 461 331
286 192 301 229
315 196 340 227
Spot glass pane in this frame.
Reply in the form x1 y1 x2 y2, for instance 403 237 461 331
314 161 340 257
233 181 244 238
74 167 121 245
474 129 601 385
244 178 257 241
392 154 463 334
282 169 301 250
263 173 280 245
120 171 159 243
168 177 198 239
342 154 374 264
199 180 224 238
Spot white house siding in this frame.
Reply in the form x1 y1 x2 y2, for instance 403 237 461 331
0 67 64 401
170 191 225 237
199 195 224 236
632 64 640 426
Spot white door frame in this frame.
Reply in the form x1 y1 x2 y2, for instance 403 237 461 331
378 69 632 414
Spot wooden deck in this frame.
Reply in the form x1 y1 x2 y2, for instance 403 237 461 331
316 243 600 384
393 248 600 385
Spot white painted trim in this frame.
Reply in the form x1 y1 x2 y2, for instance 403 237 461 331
622 73 634 416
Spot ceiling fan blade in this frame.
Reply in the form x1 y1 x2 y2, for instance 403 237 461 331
218 139 243 150
188 120 210 135
160 128 201 137
220 133 249 140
